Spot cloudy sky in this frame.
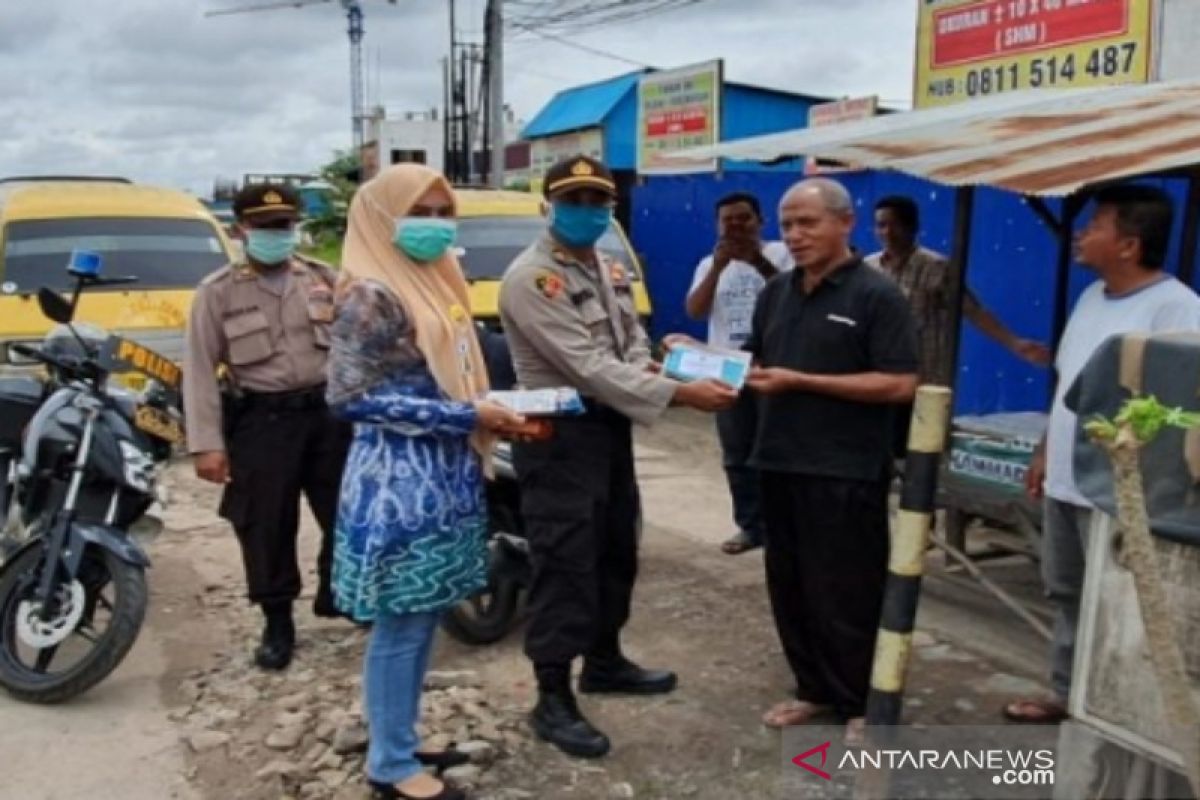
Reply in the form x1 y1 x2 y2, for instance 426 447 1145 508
0 0 915 196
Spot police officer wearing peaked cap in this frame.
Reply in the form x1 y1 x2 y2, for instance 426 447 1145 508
499 155 738 758
183 182 352 671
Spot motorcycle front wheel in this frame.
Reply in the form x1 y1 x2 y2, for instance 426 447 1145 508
441 576 520 645
0 544 147 704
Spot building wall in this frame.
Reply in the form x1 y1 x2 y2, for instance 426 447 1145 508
598 83 818 172
720 86 815 172
373 118 445 175
631 170 1199 415
603 92 640 170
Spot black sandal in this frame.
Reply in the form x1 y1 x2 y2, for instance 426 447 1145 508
369 779 467 800
415 747 471 772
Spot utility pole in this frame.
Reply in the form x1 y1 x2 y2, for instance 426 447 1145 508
347 1 365 150
442 55 451 178
486 0 504 188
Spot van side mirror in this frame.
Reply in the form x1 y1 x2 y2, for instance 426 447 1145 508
37 288 74 324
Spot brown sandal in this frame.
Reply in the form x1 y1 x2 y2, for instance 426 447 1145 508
721 531 761 555
1002 697 1067 724
762 699 832 728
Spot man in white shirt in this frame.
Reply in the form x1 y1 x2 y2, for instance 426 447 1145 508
685 192 792 555
1005 184 1200 723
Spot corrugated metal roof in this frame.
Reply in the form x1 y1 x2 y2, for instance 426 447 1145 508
522 71 646 140
674 79 1200 196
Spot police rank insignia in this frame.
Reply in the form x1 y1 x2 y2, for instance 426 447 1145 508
263 190 284 205
536 271 565 299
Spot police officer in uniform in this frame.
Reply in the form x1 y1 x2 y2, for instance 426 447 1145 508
500 156 737 758
184 183 351 671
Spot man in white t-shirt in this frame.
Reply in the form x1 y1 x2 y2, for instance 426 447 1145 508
686 192 792 555
1004 184 1200 724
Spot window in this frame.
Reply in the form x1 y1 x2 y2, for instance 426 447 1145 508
391 149 427 165
2 217 228 292
456 216 637 281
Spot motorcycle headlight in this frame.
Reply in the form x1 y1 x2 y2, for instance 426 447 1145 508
110 371 149 392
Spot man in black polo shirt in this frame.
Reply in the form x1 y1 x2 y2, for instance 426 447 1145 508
746 178 918 744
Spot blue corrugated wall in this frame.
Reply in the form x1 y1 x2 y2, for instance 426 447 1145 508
602 83 818 172
631 171 1196 415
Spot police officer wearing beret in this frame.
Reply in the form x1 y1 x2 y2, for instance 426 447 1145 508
500 156 737 758
184 183 351 671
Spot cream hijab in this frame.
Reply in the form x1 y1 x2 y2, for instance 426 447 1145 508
339 164 493 464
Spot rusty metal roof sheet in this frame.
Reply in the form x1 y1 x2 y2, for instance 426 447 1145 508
675 79 1200 196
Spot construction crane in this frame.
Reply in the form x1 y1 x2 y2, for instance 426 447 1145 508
205 0 398 152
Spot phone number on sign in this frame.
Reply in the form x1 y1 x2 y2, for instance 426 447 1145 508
925 42 1139 101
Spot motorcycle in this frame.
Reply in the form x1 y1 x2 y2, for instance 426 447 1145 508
441 439 531 644
0 255 184 703
440 327 531 645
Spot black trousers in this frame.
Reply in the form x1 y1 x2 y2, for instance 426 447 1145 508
514 410 640 666
715 388 765 543
890 401 914 460
220 402 351 606
760 471 890 718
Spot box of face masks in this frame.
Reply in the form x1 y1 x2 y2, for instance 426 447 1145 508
486 387 585 416
663 344 751 390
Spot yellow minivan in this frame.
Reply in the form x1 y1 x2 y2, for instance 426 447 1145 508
0 180 235 368
454 188 652 327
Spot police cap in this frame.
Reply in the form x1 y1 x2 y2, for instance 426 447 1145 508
233 182 301 224
543 155 616 199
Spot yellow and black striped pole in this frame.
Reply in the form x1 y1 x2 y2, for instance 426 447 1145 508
866 385 953 726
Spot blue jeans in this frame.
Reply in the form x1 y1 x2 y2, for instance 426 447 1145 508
364 611 441 784
716 391 764 544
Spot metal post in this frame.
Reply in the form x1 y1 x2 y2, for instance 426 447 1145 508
346 1 365 151
945 186 975 395
1051 196 1084 348
854 386 952 800
447 0 460 182
865 385 953 727
442 56 451 178
467 44 481 181
1177 170 1200 288
487 0 504 188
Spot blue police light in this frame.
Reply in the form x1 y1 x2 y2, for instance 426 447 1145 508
68 249 103 278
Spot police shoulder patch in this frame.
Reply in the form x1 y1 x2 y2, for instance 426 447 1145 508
535 270 566 300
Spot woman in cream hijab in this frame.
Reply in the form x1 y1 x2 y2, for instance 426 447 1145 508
326 164 522 800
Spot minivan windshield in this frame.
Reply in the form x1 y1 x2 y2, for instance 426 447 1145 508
2 217 228 293
457 216 637 280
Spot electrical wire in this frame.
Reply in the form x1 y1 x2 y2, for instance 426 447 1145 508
506 0 709 36
507 22 654 67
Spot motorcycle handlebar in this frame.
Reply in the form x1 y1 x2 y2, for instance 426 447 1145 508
10 343 97 381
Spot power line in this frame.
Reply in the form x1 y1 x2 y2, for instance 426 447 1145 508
507 0 708 36
508 22 653 68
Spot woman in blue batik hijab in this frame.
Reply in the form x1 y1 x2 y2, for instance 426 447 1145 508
327 164 523 800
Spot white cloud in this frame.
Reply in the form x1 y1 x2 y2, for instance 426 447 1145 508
0 0 915 194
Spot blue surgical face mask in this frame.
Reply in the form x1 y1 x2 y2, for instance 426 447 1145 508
550 202 612 248
245 229 297 265
394 217 457 263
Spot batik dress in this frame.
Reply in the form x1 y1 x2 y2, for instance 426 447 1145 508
326 278 487 620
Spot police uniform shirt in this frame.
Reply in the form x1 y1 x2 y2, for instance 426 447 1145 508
183 254 336 454
500 234 676 426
